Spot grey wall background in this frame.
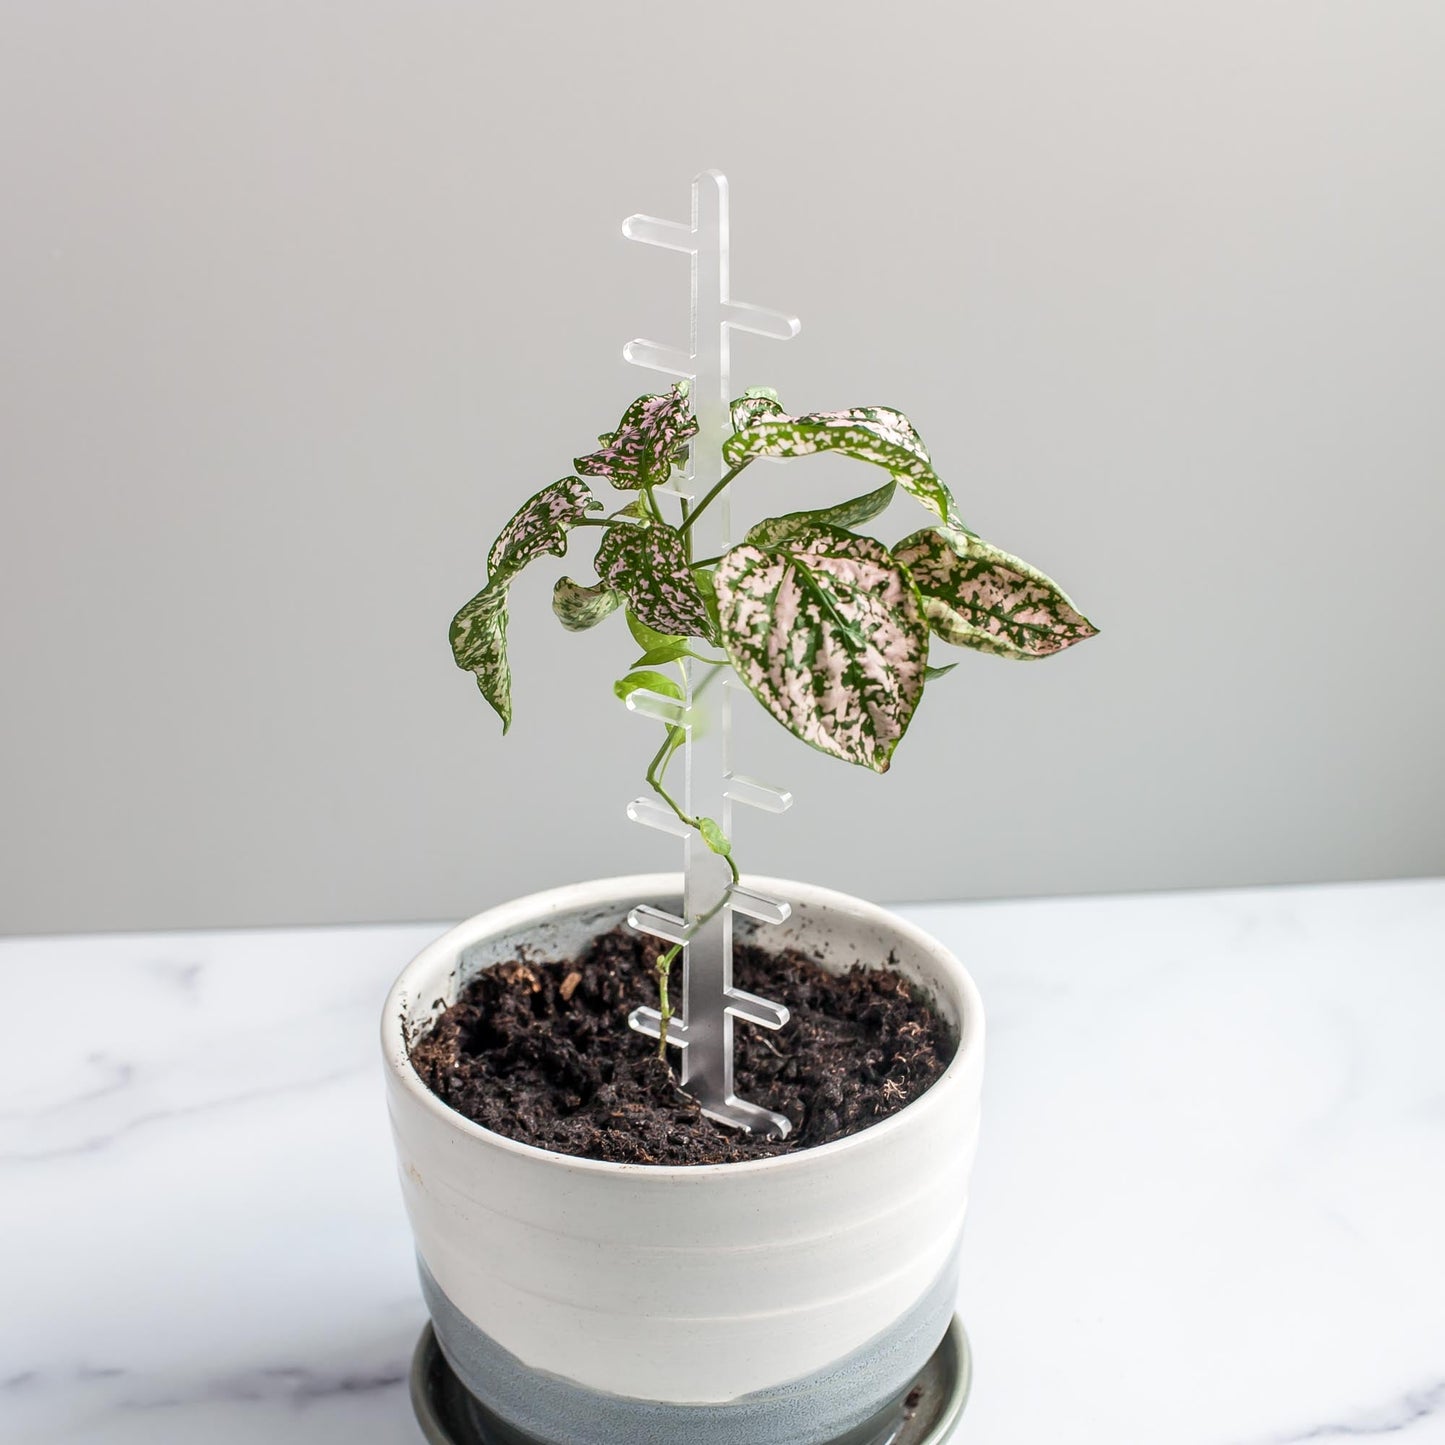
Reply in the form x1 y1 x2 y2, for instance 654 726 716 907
2 1 1442 935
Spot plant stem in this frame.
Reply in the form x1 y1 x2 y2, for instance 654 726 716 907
651 881 733 1059
654 942 680 1058
641 664 740 1054
679 462 749 536
646 747 738 887
690 554 724 569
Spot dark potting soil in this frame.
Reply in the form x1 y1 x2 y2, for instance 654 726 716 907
408 925 954 1166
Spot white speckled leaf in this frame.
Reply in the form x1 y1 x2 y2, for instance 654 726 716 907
723 405 961 527
894 527 1099 659
575 383 698 491
730 387 785 432
552 577 622 632
745 479 896 549
451 477 602 730
594 522 717 642
714 526 927 773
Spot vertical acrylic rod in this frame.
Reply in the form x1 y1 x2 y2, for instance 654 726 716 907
621 171 799 1136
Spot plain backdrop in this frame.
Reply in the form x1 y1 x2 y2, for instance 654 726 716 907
2 1 1442 935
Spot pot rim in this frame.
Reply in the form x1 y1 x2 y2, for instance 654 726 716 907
381 871 982 1179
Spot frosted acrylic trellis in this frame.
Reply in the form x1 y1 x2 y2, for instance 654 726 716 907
621 171 800 1136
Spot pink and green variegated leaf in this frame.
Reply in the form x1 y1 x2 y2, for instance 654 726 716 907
451 477 602 730
575 382 698 492
552 576 622 632
745 479 896 549
714 526 928 773
487 476 601 580
894 526 1099 659
723 403 962 528
449 584 512 731
730 387 786 433
594 522 717 642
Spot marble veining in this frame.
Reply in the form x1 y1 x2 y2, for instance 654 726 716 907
1241 1376 1445 1442
1 881 1442 1443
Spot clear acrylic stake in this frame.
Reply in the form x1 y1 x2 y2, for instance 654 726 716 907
621 171 800 1136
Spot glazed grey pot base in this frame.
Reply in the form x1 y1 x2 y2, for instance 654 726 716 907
418 1251 961 1445
411 1317 971 1445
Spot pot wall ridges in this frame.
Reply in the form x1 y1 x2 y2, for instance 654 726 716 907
383 875 984 1407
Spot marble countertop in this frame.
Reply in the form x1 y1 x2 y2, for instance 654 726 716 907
3 879 1442 1443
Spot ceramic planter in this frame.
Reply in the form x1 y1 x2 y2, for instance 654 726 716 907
381 874 985 1445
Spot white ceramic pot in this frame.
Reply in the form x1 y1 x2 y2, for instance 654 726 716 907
382 874 984 1445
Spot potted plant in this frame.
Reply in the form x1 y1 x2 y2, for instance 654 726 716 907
382 179 1095 1445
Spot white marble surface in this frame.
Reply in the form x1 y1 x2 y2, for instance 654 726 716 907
2 879 1443 1443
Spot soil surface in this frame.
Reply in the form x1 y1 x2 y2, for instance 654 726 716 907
409 925 954 1165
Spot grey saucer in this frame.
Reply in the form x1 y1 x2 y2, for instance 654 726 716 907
411 1316 972 1445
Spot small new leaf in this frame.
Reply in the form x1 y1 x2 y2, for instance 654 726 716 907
451 477 602 729
575 383 698 491
894 527 1099 659
746 479 897 549
633 640 694 667
724 402 961 528
595 522 717 642
615 670 685 705
697 816 732 857
714 526 928 773
924 662 958 681
553 577 622 632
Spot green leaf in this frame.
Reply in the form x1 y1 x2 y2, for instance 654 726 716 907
697 816 732 857
730 387 785 432
595 522 717 642
694 568 722 637
894 527 1099 659
714 526 928 773
924 662 958 681
745 479 897 549
633 640 694 667
614 670 685 705
626 611 682 653
552 576 622 632
575 382 697 491
451 477 602 729
723 403 961 528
